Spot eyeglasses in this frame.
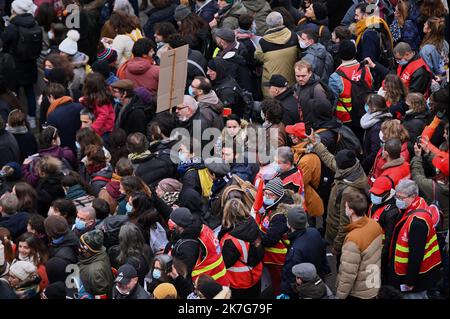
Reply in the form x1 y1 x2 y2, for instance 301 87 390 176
395 194 411 201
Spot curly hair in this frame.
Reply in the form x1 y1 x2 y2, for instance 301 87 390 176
261 98 284 124
383 74 408 105
381 119 409 143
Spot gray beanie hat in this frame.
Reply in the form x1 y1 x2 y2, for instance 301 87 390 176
287 207 307 230
174 5 191 21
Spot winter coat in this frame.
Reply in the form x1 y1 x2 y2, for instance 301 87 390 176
9 128 38 162
0 130 21 168
291 144 324 217
336 216 383 299
217 0 248 30
195 0 219 23
112 282 150 299
143 3 176 38
132 140 178 187
255 26 299 97
83 163 113 196
36 172 66 216
294 74 330 127
119 57 159 95
47 100 84 151
411 155 449 233
300 43 333 82
264 122 287 148
242 0 272 36
111 34 134 67
91 103 115 137
390 18 420 51
275 87 300 126
397 54 432 95
78 248 114 297
22 146 76 187
0 14 38 85
360 111 393 173
295 275 335 299
48 230 79 264
280 227 331 297
65 184 95 211
197 91 224 131
115 95 150 135
0 211 29 241
369 142 410 186
98 174 121 215
402 111 428 152
313 142 368 252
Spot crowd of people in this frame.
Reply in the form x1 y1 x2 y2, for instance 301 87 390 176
0 0 448 300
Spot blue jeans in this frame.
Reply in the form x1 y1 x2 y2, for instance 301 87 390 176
15 84 36 117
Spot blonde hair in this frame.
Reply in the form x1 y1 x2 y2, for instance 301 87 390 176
222 198 250 229
381 119 409 143
406 93 426 113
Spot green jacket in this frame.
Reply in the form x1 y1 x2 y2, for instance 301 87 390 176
411 155 449 232
218 1 248 30
242 0 272 36
313 142 369 252
78 248 114 297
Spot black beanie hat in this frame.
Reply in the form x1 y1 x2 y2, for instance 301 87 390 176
197 277 223 299
335 149 357 170
170 207 194 228
43 281 67 299
312 2 328 21
207 59 217 72
338 40 357 61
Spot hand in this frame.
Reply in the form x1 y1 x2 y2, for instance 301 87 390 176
23 157 33 165
364 57 376 68
306 128 317 145
167 266 179 280
414 143 422 157
209 18 217 29
419 135 430 150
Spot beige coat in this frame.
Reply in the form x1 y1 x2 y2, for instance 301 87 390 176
336 217 383 299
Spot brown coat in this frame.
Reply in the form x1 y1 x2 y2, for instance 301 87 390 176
292 143 324 217
264 123 287 150
336 217 383 299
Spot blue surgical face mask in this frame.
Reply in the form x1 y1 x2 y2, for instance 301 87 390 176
263 196 275 207
52 236 65 245
188 86 196 97
75 217 86 230
397 59 408 66
396 198 407 210
365 104 370 113
371 194 383 205
125 202 133 214
153 269 161 280
114 97 121 105
273 163 282 174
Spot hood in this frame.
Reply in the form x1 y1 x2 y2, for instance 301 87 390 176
304 43 327 59
10 13 36 28
127 57 152 75
335 160 367 189
42 172 65 187
213 58 237 83
360 111 393 130
229 217 260 242
345 216 369 233
242 0 267 12
72 52 89 68
381 157 406 170
179 218 203 240
304 73 321 87
39 146 65 158
199 90 220 106
54 230 79 249
404 110 428 121
178 189 204 217
263 26 293 45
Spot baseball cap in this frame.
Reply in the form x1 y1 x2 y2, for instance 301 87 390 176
370 176 394 196
114 264 137 285
263 74 288 88
285 122 307 139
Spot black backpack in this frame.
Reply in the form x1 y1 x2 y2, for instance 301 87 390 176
334 124 364 158
96 215 129 248
12 23 43 61
336 66 372 124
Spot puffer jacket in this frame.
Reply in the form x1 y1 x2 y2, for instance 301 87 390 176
255 26 299 97
242 0 272 36
143 2 176 38
336 216 383 299
312 142 369 252
78 248 114 297
119 57 159 95
217 0 248 30
299 43 333 81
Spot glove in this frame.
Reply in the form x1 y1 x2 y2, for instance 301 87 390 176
276 294 290 299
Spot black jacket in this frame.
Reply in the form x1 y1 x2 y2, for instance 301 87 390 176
36 172 66 216
1 14 38 85
0 129 21 167
0 211 29 241
276 87 299 126
112 283 150 299
260 195 293 248
143 3 176 39
48 230 79 264
281 227 331 297
115 96 151 136
11 131 38 162
47 101 84 151
398 54 432 95
133 139 177 187
402 111 428 155
187 49 207 89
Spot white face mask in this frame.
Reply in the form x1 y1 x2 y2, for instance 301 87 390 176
299 40 310 49
116 285 131 296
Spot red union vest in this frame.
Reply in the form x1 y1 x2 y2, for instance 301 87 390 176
397 58 432 93
392 209 442 276
369 203 389 223
281 169 307 211
255 211 289 265
219 234 263 289
191 225 229 286
335 63 373 123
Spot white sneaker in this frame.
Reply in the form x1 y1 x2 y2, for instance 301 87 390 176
27 116 36 129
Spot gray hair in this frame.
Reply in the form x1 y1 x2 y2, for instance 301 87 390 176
393 42 413 57
183 95 198 113
277 146 294 165
113 0 136 16
266 12 284 28
78 206 96 221
0 193 19 215
395 179 419 197
117 222 147 264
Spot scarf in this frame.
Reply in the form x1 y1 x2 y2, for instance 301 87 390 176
360 111 392 129
211 172 233 196
87 163 106 175
66 184 87 200
128 150 151 161
6 125 28 134
177 157 203 176
355 16 393 47
162 192 180 206
105 173 121 199
47 96 73 116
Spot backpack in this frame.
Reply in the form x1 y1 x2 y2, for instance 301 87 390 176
221 174 257 212
336 66 373 124
335 124 364 158
318 49 334 81
12 23 43 61
96 215 129 248
429 181 445 233
237 86 262 123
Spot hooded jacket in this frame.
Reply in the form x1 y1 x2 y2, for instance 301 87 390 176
48 230 79 264
300 43 333 83
295 275 334 299
256 26 299 97
115 95 151 135
119 57 159 95
143 2 176 38
312 142 369 252
369 142 410 186
36 172 66 216
275 86 299 126
197 91 224 131
402 110 428 151
84 163 114 196
0 129 21 168
195 0 219 23
217 0 248 30
78 247 114 297
242 0 272 36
